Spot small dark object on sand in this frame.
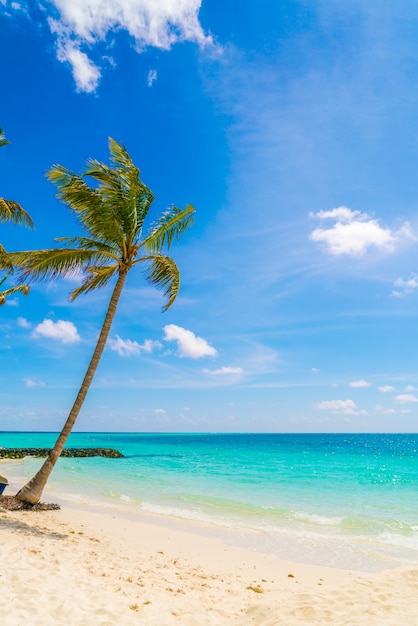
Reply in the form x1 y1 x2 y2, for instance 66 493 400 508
0 495 60 511
0 474 8 495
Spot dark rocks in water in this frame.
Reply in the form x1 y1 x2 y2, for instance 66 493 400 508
0 495 60 511
0 448 124 459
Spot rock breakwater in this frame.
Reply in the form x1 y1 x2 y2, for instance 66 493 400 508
0 448 124 459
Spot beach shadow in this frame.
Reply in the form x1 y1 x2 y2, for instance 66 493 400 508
0 516 67 540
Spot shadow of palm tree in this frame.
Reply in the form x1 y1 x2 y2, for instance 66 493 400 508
0 516 67 540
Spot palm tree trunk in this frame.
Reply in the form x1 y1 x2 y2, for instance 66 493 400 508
15 269 128 504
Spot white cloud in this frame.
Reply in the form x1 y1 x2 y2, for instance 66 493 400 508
108 335 160 357
17 317 31 328
314 399 363 415
23 378 46 388
153 408 168 421
405 385 417 392
313 207 361 223
375 405 396 415
395 394 418 404
378 385 396 393
147 69 157 87
204 366 243 375
54 36 101 93
391 273 418 298
163 324 217 358
0 1 26 16
349 379 371 388
309 206 415 257
311 367 320 374
34 0 214 92
32 319 81 344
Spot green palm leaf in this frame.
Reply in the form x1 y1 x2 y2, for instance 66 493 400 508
55 236 120 257
142 253 181 311
0 127 35 305
144 204 195 253
0 128 10 148
8 248 111 283
69 265 118 299
0 283 29 305
0 130 34 227
0 198 34 228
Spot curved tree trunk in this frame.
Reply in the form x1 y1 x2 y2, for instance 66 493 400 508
16 269 128 504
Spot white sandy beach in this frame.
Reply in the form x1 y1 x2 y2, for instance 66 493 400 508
0 503 417 626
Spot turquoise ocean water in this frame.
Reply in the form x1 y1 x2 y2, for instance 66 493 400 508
1 432 417 573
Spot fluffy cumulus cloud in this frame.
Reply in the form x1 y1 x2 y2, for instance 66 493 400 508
309 207 415 257
391 273 418 298
32 319 81 344
108 335 160 357
203 366 243 376
395 394 418 404
314 399 364 415
11 0 213 92
349 380 371 388
163 324 217 358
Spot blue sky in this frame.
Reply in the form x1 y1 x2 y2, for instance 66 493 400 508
1 0 418 433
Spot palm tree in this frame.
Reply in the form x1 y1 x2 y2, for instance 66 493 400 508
10 137 195 504
0 128 34 304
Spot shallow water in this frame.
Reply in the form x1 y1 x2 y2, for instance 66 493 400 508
1 432 417 572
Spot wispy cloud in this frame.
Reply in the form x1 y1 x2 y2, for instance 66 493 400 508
375 405 396 415
378 385 396 393
51 32 101 92
32 319 81 344
153 408 167 420
164 324 217 358
204 366 243 376
17 317 31 329
349 379 371 388
23 378 46 388
108 335 161 357
309 207 414 257
10 0 214 92
314 399 365 415
147 69 157 87
0 1 27 16
391 273 418 298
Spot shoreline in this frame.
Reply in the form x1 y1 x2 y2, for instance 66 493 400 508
1 501 417 624
1 455 416 575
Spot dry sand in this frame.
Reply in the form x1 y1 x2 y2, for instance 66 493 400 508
0 504 417 625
